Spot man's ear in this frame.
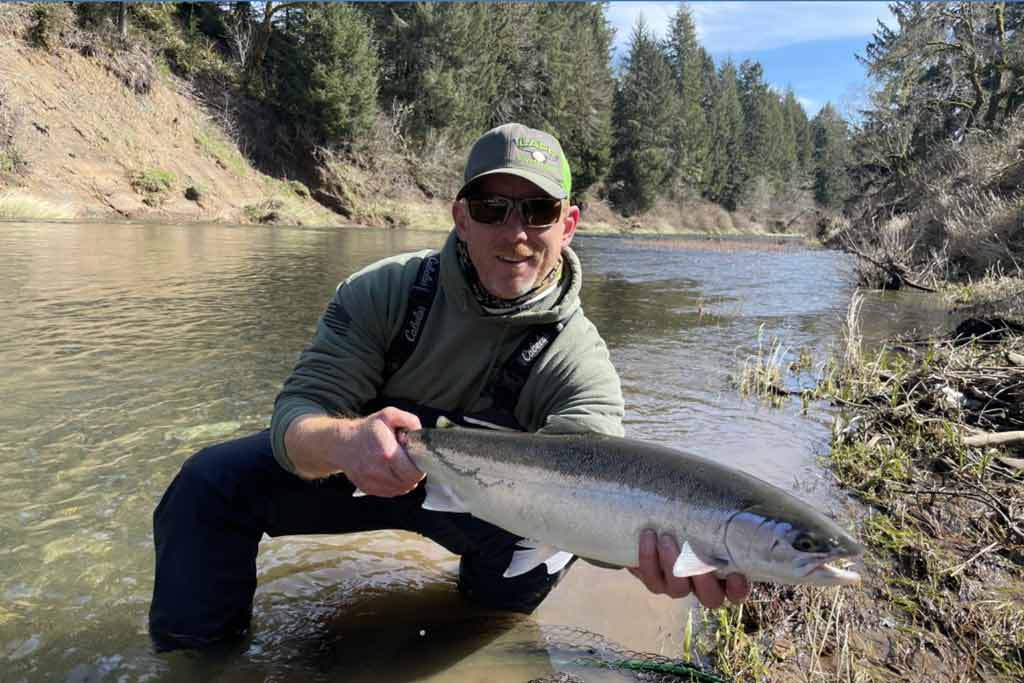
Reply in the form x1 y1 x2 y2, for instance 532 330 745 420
561 204 580 247
452 201 468 240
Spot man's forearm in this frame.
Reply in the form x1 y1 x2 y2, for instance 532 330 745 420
283 414 360 480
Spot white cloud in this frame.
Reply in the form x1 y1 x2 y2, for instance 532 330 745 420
796 96 819 114
606 2 893 55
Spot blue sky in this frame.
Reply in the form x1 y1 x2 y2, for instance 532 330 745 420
604 2 895 117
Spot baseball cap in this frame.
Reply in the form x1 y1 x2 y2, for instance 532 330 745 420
457 123 572 200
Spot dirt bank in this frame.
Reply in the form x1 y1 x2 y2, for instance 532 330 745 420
0 6 816 237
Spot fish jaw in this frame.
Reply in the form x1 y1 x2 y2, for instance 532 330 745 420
805 563 862 586
799 556 862 586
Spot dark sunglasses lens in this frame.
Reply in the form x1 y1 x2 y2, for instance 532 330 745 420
522 198 562 226
467 198 510 224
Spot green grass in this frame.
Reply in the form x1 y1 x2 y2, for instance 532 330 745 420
129 168 176 206
194 130 248 178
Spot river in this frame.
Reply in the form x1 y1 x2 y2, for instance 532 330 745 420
0 222 954 682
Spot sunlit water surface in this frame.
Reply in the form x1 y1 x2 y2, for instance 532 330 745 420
0 222 955 681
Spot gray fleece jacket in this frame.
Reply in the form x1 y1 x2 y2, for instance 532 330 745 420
270 230 624 473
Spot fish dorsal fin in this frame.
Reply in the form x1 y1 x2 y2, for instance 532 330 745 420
352 488 368 498
421 478 467 513
503 541 574 578
671 541 721 578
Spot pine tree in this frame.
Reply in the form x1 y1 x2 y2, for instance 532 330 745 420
610 19 679 214
811 103 851 209
703 60 745 209
781 88 812 179
664 4 707 188
274 4 379 149
529 3 615 195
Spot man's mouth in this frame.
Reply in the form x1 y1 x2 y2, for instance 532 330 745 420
497 255 531 264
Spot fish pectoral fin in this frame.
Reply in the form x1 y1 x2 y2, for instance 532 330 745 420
671 541 723 578
503 543 574 578
421 479 467 513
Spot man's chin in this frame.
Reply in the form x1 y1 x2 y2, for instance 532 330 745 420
486 278 535 301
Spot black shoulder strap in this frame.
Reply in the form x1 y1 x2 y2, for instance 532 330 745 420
478 309 578 414
385 254 440 377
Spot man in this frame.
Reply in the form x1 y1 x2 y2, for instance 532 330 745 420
149 123 749 651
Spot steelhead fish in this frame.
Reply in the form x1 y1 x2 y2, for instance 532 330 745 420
395 426 863 586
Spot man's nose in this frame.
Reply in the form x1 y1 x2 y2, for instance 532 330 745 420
503 204 528 237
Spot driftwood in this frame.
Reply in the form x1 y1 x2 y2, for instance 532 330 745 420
962 430 1024 447
846 243 938 293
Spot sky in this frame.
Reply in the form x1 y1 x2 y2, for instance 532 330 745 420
604 1 896 118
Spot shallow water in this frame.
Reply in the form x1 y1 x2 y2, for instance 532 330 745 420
0 222 954 681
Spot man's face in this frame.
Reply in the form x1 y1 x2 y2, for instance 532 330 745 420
453 174 579 300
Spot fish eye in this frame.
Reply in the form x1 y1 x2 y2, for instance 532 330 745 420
792 533 824 553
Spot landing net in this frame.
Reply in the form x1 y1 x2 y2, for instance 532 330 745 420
516 624 730 683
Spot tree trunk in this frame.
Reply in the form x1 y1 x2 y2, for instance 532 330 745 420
117 2 128 40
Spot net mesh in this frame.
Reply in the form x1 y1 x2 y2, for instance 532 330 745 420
517 625 730 683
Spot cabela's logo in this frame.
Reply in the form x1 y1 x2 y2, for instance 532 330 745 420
418 256 439 289
404 305 427 342
520 335 550 363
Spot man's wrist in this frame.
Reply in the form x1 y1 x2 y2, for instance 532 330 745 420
285 414 358 479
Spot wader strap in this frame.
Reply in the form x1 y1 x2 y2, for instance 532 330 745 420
477 309 578 421
385 254 441 378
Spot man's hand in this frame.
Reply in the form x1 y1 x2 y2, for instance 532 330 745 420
285 408 424 496
627 530 751 608
341 408 424 496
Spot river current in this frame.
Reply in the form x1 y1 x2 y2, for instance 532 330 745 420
0 222 953 681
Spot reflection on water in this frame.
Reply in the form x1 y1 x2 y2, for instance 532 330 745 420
0 223 956 681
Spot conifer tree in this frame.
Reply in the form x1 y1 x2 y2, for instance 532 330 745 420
664 4 707 188
530 3 615 195
610 19 679 214
274 4 379 149
703 60 745 209
811 103 851 209
781 88 812 178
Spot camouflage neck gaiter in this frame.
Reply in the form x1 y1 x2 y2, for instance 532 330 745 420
455 237 563 316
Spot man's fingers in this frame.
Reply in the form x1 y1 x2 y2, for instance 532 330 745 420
657 534 679 577
725 574 751 604
691 572 726 609
378 407 422 432
634 529 665 593
385 448 424 486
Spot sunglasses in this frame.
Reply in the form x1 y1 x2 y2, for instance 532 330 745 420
465 194 563 227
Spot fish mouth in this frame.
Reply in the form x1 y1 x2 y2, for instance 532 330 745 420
804 558 861 586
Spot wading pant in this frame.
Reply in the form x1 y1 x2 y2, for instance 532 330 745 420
148 430 568 652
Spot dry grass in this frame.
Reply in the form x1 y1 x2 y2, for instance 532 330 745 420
722 291 1024 682
0 191 76 220
846 110 1024 290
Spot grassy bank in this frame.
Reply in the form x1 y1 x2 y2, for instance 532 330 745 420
711 296 1024 682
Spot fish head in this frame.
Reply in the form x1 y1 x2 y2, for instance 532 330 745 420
723 507 864 586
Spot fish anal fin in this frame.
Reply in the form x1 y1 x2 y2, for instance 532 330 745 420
671 541 722 578
421 479 467 513
503 542 574 578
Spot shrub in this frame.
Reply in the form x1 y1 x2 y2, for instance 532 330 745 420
0 84 26 176
129 169 176 205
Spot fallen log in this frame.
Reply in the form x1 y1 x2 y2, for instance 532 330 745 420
962 430 1024 447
